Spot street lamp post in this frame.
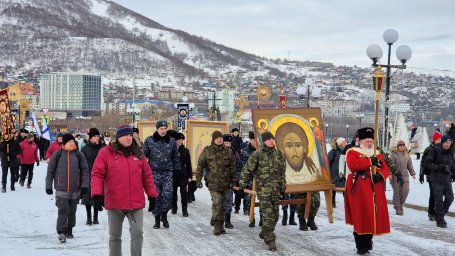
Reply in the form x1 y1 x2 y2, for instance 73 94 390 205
296 78 321 108
367 29 412 150
356 114 364 129
346 124 350 139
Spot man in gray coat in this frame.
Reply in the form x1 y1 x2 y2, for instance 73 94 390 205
45 133 89 243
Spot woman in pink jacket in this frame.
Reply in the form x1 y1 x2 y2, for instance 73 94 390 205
91 125 157 256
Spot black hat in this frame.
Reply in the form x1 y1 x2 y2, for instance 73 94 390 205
156 120 168 129
103 132 110 137
116 125 133 139
20 128 29 134
212 131 223 141
231 128 239 133
248 131 255 139
176 132 185 140
261 131 274 142
223 134 233 142
88 128 100 139
441 135 452 144
167 130 178 139
56 132 64 138
358 127 374 140
62 133 75 145
133 127 139 133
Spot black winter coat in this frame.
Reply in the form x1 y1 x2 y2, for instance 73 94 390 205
0 139 21 167
80 140 105 205
424 144 455 183
174 145 192 186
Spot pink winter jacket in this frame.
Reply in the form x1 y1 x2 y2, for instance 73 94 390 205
19 141 39 164
91 144 158 210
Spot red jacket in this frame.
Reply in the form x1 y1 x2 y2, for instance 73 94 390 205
46 141 61 160
19 141 39 164
91 144 158 210
344 147 390 235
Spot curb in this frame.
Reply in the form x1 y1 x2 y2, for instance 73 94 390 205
387 199 455 217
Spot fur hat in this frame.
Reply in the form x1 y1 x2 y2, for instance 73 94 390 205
212 131 223 141
223 134 233 142
156 120 168 129
231 128 239 133
88 128 100 139
396 140 406 147
167 130 178 139
62 133 75 146
261 131 274 142
432 132 442 142
248 131 255 139
56 132 64 138
357 127 374 140
336 137 346 146
116 125 133 139
441 135 451 144
176 132 185 140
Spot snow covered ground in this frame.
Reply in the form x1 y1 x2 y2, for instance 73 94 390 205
0 157 454 256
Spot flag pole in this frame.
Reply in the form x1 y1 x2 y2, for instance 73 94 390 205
372 66 385 175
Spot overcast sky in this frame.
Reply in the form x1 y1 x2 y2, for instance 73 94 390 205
114 0 455 72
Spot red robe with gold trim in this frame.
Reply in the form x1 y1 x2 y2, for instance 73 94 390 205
344 147 390 235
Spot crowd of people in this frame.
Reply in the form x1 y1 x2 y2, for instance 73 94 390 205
0 122 454 256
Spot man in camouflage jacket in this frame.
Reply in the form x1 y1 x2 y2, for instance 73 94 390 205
239 131 286 251
196 131 237 236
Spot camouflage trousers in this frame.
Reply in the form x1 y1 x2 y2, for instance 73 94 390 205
281 194 296 213
210 190 227 221
152 171 173 216
296 192 320 219
225 189 234 214
258 194 280 243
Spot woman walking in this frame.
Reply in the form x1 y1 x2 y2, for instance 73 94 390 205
389 140 416 215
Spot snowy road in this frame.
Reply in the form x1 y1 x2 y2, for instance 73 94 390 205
0 161 454 256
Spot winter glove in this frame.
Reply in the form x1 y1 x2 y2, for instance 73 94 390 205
93 195 104 212
372 173 383 184
81 187 88 195
46 189 53 195
370 156 382 168
148 197 156 212
36 161 39 166
419 174 425 184
395 173 404 186
197 180 203 188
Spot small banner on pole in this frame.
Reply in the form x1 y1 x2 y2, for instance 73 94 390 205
177 103 189 131
279 95 286 108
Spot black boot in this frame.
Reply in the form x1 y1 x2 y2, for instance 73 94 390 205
162 211 169 228
281 210 288 226
10 184 15 191
210 217 215 226
299 218 308 231
225 214 234 229
182 203 189 217
86 205 92 225
153 215 161 229
289 212 297 225
259 214 263 227
171 206 177 214
93 210 99 224
307 217 318 230
66 228 74 239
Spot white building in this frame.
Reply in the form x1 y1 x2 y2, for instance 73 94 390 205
39 72 103 116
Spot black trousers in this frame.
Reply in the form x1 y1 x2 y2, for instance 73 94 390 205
1 162 19 187
172 184 188 209
353 232 372 252
428 181 435 215
433 181 454 222
20 164 35 185
56 196 78 234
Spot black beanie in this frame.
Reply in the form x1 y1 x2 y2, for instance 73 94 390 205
261 131 274 142
62 133 75 146
223 134 233 142
212 131 223 142
88 128 100 139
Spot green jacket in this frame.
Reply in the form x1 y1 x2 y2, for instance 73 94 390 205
196 143 237 192
239 145 286 197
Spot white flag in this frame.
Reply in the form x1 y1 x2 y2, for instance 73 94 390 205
30 114 42 137
41 117 51 141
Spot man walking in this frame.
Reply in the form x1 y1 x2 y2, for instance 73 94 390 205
91 125 158 256
142 121 180 229
0 133 21 192
19 132 40 188
196 131 237 235
239 131 286 251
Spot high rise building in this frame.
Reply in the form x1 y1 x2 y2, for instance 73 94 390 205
39 72 103 116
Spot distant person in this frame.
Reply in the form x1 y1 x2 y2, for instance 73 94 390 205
19 133 40 188
170 132 192 217
91 125 157 255
389 140 416 215
45 133 89 243
419 132 442 221
46 132 63 160
446 123 455 141
423 135 455 228
231 128 243 154
327 137 347 208
0 134 21 192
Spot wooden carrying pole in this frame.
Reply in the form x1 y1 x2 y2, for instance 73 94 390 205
372 66 385 175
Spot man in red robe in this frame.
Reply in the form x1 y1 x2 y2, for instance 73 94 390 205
344 127 390 255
